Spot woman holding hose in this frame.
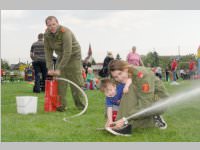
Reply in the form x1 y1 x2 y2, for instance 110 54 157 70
107 60 169 136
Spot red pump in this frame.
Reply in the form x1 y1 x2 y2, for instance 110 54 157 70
44 77 61 112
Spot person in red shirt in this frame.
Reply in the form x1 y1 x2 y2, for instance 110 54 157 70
171 58 178 84
0 69 3 77
82 68 87 82
189 58 196 79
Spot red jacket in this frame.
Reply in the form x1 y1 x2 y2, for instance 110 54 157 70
189 61 195 71
171 60 177 71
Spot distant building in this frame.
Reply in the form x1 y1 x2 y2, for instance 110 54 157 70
10 62 27 70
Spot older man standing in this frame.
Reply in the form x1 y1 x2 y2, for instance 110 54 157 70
44 16 85 112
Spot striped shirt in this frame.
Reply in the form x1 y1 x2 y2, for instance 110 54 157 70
30 40 45 62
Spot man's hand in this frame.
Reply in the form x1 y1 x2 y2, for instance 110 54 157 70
48 70 61 76
54 70 61 76
48 70 55 76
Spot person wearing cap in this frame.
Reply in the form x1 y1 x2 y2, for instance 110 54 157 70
126 46 144 66
30 33 47 93
44 16 85 112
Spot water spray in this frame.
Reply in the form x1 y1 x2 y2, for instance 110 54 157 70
125 86 200 121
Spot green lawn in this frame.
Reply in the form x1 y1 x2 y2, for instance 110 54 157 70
1 80 200 142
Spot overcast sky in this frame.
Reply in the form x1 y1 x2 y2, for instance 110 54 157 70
1 10 200 65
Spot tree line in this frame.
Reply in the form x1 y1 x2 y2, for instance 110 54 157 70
1 51 196 71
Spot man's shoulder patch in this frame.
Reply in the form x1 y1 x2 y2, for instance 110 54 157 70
60 27 66 33
133 67 144 79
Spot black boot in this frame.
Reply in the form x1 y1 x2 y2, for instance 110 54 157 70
112 125 132 136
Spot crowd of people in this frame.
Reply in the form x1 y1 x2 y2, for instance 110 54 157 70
153 57 198 85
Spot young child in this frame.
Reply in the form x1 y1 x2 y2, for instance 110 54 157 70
100 78 132 128
86 67 96 90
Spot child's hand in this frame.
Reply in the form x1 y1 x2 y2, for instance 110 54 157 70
105 120 113 128
123 86 129 94
116 100 120 104
123 78 132 94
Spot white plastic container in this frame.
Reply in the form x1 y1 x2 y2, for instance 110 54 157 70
16 96 38 114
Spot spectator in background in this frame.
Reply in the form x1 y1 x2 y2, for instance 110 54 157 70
83 59 92 75
82 68 87 82
189 58 196 79
165 66 170 82
127 46 144 66
171 58 179 85
99 51 114 78
82 60 89 75
180 68 187 80
155 66 162 80
0 69 3 77
30 33 47 93
197 46 200 75
86 67 96 90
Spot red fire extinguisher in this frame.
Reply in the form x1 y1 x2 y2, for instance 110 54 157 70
44 76 61 112
44 57 61 112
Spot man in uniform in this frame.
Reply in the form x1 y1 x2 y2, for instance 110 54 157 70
44 16 85 112
30 33 47 93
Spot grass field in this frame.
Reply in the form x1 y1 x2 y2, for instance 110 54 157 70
1 79 200 142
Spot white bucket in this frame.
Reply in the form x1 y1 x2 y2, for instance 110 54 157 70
16 96 38 114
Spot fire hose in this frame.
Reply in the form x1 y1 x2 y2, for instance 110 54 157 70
55 77 89 122
97 86 200 132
